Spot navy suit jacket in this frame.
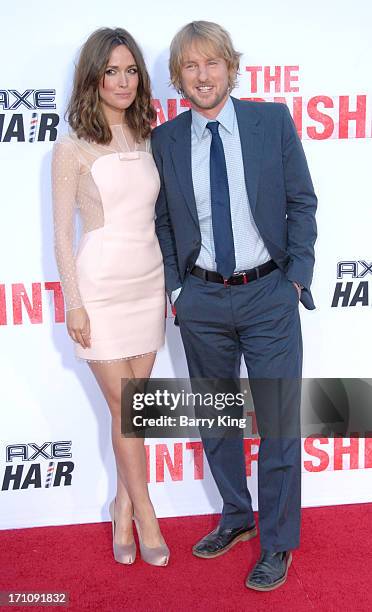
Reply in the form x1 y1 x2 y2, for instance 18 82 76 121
152 97 317 313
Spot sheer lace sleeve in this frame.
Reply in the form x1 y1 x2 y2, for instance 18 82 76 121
51 137 83 311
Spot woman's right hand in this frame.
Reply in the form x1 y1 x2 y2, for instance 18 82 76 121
66 307 91 349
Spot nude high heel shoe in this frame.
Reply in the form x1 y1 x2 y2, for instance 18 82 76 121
134 518 170 566
109 498 136 564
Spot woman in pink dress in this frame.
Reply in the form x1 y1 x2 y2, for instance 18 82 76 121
52 27 168 566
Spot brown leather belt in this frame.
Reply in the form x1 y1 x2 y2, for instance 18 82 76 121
190 260 278 286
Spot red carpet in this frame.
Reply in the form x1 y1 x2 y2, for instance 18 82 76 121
1 503 371 611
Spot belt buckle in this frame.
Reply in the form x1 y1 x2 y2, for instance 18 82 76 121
232 271 248 285
223 277 229 287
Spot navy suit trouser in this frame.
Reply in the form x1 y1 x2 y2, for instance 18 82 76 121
176 266 303 552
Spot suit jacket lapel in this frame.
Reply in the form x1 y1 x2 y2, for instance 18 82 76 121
232 97 264 215
170 111 199 228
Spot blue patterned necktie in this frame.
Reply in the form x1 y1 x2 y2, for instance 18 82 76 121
206 121 236 278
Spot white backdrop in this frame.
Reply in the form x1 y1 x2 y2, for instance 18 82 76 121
1 0 371 529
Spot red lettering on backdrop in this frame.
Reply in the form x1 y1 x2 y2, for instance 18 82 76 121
307 96 334 140
152 99 167 125
0 281 172 325
292 96 303 139
245 66 262 93
152 99 179 125
12 283 42 325
185 441 204 480
264 66 282 93
44 282 65 323
246 65 299 94
150 63 370 141
244 438 260 476
241 95 369 141
303 437 330 472
339 95 366 138
365 435 372 468
144 439 370 483
334 436 359 470
240 95 301 137
284 66 299 92
180 99 191 109
272 96 286 105
152 98 189 126
155 442 183 482
166 99 177 121
0 284 6 325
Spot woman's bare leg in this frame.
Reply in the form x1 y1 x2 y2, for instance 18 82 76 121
89 352 165 547
89 359 135 546
129 353 164 545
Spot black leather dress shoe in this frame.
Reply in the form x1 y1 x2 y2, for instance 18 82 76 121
192 523 257 559
245 550 292 591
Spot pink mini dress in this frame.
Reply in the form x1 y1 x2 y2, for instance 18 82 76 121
51 125 165 361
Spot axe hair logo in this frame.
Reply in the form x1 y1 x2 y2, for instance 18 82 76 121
331 260 371 308
1 441 74 490
0 89 59 142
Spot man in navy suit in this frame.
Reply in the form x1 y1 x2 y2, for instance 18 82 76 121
152 20 317 591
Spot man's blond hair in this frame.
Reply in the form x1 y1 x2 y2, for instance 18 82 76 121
169 21 241 94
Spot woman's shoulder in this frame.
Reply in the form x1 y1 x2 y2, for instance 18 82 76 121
56 127 87 145
52 131 80 154
52 131 97 167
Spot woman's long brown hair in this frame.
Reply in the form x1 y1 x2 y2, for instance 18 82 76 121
66 27 156 144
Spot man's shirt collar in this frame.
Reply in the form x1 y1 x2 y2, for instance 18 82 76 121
191 95 235 141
